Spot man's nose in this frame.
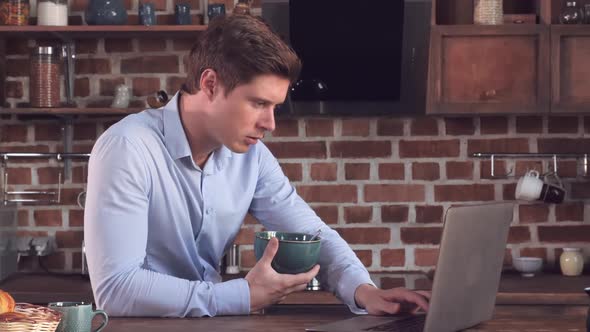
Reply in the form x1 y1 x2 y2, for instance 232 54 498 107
259 108 276 132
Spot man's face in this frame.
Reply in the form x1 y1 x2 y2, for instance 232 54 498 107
208 74 290 153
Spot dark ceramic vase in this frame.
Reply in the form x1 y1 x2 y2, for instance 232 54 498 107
85 0 128 25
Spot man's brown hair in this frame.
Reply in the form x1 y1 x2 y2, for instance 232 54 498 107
184 14 301 95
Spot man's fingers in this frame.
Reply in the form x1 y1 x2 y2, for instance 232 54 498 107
382 288 430 312
284 282 309 294
284 264 320 287
407 292 430 312
260 237 279 265
377 301 401 315
415 290 432 300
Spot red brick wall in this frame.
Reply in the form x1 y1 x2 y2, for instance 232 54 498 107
3 6 590 273
3 113 589 273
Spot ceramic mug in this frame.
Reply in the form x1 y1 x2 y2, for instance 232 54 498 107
47 302 108 332
515 170 543 201
77 190 86 209
515 170 566 203
539 172 566 204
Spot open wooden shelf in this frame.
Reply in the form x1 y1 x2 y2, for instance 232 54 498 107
0 107 143 115
431 24 544 35
0 24 208 38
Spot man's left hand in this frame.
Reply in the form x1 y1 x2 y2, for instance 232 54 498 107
354 284 431 315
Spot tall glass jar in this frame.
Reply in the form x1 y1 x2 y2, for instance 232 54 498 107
0 0 30 25
37 0 68 26
474 0 503 25
29 46 62 108
560 247 584 276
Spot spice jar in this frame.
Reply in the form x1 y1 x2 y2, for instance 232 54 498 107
560 247 584 276
37 0 68 26
0 0 30 25
30 46 62 108
233 0 251 15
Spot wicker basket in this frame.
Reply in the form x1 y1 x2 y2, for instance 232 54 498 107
474 0 503 25
0 303 62 332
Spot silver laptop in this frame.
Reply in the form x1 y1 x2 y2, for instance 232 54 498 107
307 202 514 332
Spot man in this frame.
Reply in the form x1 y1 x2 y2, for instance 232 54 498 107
84 14 430 317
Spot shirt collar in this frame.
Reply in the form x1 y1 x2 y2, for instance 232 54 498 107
163 91 233 172
163 91 192 160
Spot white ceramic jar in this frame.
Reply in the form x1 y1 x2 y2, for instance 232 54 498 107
560 248 584 276
37 0 68 26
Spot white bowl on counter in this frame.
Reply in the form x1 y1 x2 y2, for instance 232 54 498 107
513 257 543 277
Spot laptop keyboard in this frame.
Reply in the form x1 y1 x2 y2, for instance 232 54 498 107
363 314 426 332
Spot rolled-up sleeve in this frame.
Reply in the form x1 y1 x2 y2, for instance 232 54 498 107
248 143 374 314
85 134 250 317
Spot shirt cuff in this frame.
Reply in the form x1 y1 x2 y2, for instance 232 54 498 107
336 270 376 314
212 278 251 316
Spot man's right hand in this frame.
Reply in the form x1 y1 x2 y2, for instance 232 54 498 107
244 237 320 312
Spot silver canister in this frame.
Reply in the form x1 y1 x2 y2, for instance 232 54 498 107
225 244 240 275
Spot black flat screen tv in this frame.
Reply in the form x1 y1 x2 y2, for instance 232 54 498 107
262 0 431 115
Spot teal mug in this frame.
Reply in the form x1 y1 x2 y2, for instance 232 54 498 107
47 302 108 332
254 231 321 274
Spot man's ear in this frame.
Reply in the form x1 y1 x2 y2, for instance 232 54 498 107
199 69 218 99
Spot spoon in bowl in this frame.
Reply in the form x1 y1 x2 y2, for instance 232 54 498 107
310 228 322 241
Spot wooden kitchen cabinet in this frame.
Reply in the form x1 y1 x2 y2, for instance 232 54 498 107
551 26 590 113
426 0 590 115
427 25 550 115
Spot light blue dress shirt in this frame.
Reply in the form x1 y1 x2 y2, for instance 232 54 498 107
84 92 374 317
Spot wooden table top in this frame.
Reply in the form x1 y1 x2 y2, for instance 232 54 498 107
0 273 587 331
96 305 587 332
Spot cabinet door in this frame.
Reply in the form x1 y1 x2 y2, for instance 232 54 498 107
551 26 590 113
427 25 550 114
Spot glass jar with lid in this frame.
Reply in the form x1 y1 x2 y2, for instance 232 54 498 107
29 46 62 108
0 0 30 25
37 0 68 26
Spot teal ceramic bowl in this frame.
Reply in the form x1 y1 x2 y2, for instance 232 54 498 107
254 231 321 274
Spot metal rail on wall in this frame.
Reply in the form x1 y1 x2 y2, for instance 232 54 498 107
471 153 589 178
0 152 90 205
